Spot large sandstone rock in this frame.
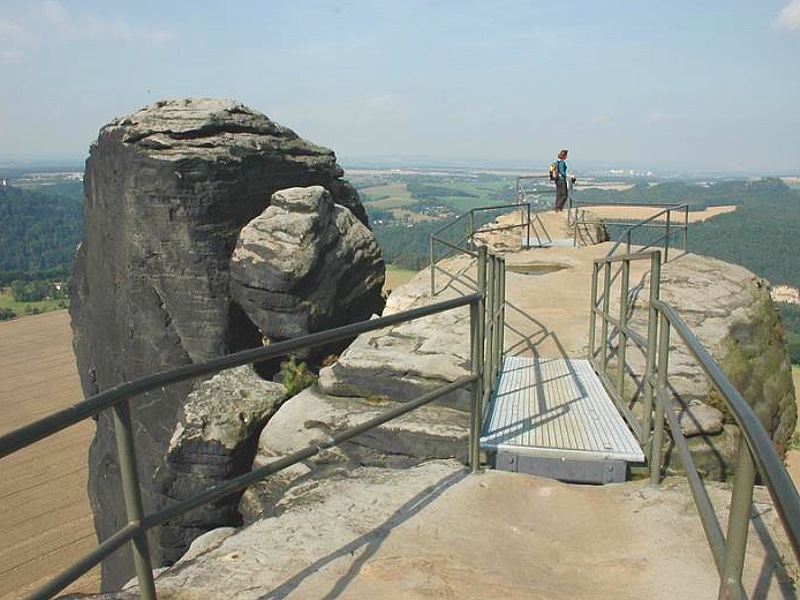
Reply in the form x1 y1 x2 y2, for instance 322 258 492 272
230 186 385 350
69 98 383 590
625 254 796 478
242 386 468 519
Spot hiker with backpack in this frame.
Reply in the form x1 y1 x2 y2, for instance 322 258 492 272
550 149 576 212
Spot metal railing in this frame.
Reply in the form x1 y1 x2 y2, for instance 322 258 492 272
0 249 506 599
572 200 689 263
590 249 800 600
430 203 531 297
429 201 550 296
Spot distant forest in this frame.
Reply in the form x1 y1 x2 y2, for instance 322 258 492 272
684 179 800 290
4 175 800 348
4 177 800 288
0 181 82 279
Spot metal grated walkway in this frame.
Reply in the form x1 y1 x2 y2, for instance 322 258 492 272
480 356 644 483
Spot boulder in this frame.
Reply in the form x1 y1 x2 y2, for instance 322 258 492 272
69 98 382 590
625 253 796 478
229 186 385 350
158 366 286 563
242 386 468 519
317 303 473 407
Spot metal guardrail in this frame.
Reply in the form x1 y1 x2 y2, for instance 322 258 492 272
0 250 506 599
429 201 530 297
590 249 800 600
572 200 689 263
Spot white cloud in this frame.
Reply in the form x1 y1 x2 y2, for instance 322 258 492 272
364 94 401 112
648 112 669 123
0 49 23 63
0 19 29 41
36 1 178 45
40 0 69 27
774 0 800 31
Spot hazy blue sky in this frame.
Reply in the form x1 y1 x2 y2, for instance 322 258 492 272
1 1 798 172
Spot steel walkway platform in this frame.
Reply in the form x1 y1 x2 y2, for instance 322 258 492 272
480 356 645 484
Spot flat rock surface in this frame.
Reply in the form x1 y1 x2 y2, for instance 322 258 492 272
120 461 796 600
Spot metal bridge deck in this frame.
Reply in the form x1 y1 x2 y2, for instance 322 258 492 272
480 356 644 483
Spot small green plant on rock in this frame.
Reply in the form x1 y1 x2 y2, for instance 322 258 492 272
280 356 316 397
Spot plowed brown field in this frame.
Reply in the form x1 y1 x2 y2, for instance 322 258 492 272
0 311 99 599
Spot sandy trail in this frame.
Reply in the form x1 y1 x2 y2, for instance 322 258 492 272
0 310 99 599
582 204 737 223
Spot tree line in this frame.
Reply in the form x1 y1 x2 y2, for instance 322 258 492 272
0 182 83 275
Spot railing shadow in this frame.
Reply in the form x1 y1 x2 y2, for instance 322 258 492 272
257 468 468 600
751 506 799 600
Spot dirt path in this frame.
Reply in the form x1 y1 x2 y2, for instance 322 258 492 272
0 311 99 599
583 204 737 223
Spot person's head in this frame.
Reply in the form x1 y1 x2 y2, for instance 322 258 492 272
558 150 568 160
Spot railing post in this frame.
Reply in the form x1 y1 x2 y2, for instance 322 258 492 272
683 205 689 254
484 254 496 402
664 213 671 263
470 247 488 471
498 257 506 369
527 203 531 248
642 251 661 451
492 256 503 384
470 210 476 251
718 438 756 600
616 259 631 396
601 262 612 370
429 236 435 297
112 401 157 600
650 312 670 486
589 263 599 361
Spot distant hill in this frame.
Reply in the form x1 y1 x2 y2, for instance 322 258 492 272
578 177 793 210
684 179 800 289
0 182 83 279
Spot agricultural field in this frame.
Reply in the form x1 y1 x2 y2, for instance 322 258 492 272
0 287 68 320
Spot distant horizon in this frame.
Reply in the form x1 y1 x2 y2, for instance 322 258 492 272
1 2 799 174
1 155 797 181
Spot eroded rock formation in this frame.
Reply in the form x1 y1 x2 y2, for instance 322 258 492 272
628 254 797 478
69 98 384 590
230 186 385 349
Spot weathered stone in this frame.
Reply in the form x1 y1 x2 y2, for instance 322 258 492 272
69 98 378 590
229 186 385 348
317 305 472 407
675 401 725 437
175 527 238 564
158 366 285 563
625 254 796 474
244 386 469 519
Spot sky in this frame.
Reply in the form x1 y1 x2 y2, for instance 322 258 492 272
0 1 798 173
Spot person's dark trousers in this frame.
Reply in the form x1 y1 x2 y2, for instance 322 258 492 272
555 179 568 211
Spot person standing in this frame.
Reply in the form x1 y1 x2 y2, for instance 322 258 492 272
553 149 576 212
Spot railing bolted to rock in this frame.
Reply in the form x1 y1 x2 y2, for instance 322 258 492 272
591 249 800 600
0 246 506 599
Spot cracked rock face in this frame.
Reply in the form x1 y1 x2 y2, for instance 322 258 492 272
69 98 382 590
230 186 385 350
626 254 796 479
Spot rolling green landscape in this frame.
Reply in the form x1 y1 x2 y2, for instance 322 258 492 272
3 169 800 363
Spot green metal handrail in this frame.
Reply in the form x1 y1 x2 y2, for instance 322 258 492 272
572 200 689 264
430 201 536 297
1 262 504 599
591 250 800 600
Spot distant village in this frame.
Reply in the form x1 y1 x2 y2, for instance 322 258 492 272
772 285 800 306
